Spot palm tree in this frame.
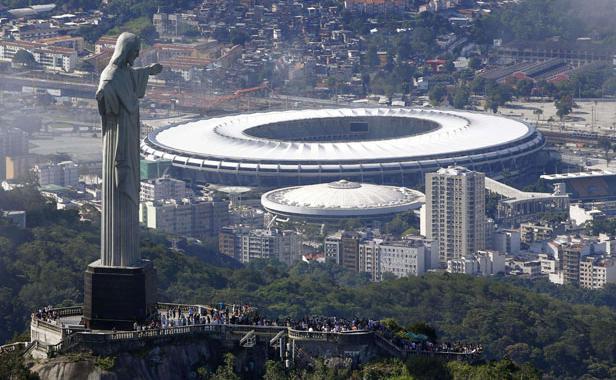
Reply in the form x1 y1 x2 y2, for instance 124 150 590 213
533 108 543 127
598 137 614 167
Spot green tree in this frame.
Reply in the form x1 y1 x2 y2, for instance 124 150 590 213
410 26 436 56
470 76 487 95
555 95 573 120
263 360 287 380
406 357 451 380
384 215 409 236
428 84 447 106
452 86 470 109
448 359 540 380
587 219 616 235
230 29 249 46
598 137 613 165
485 83 512 113
366 46 379 67
407 322 437 342
361 359 411 380
533 108 543 125
505 342 532 365
602 76 616 96
213 353 239 380
0 351 38 380
516 79 534 98
212 27 230 43
12 49 36 68
468 56 482 71
343 218 362 231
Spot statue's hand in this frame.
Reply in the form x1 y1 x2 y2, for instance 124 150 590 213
148 63 163 75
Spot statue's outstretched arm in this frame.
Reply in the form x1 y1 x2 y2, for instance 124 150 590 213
132 64 163 76
131 64 162 99
148 63 163 75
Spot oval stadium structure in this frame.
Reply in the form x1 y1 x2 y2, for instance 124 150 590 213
141 108 545 187
261 180 425 222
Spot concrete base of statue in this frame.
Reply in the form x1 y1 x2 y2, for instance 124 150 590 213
83 259 157 330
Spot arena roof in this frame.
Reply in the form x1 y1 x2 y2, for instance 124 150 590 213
261 180 425 218
147 108 533 163
141 108 545 186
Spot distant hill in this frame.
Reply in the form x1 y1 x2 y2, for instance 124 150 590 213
474 0 616 44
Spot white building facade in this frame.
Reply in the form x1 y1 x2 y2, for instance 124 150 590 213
140 177 187 202
34 161 79 187
426 166 486 267
140 197 229 239
238 229 302 266
358 238 428 281
579 257 616 289
0 40 77 71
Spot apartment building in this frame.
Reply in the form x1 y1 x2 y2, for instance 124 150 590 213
426 166 485 267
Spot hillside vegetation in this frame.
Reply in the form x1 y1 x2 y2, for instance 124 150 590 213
0 188 615 379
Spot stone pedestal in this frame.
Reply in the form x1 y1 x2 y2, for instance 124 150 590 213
83 259 157 330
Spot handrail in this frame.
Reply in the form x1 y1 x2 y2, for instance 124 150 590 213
54 306 84 317
45 323 379 356
287 330 329 341
374 332 403 356
405 349 482 356
227 325 286 334
31 318 64 333
373 332 481 358
30 305 481 360
40 323 482 361
34 306 83 317
36 303 253 316
239 330 255 346
0 342 28 355
157 302 253 313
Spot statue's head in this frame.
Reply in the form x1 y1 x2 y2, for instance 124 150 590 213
111 32 141 66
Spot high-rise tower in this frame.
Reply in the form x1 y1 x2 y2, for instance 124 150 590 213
426 166 485 267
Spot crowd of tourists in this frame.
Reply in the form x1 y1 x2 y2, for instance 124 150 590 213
152 305 377 334
138 304 481 355
283 316 379 333
33 306 59 324
394 339 483 354
33 302 480 356
32 303 480 355
33 303 480 357
157 303 257 329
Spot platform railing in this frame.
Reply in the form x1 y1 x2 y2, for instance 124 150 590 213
31 304 482 361
53 306 84 317
0 342 28 355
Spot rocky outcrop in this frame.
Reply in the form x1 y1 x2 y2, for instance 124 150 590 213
30 341 221 380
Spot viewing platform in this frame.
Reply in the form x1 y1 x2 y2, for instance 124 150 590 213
25 303 483 365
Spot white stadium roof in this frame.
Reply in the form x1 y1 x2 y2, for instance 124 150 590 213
149 108 532 162
141 108 544 186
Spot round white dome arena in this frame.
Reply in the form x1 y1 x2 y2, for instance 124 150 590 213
261 180 425 221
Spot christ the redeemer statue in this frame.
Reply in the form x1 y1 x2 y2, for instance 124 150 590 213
96 32 162 267
84 32 161 330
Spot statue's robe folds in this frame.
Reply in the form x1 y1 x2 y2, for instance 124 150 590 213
97 65 149 267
